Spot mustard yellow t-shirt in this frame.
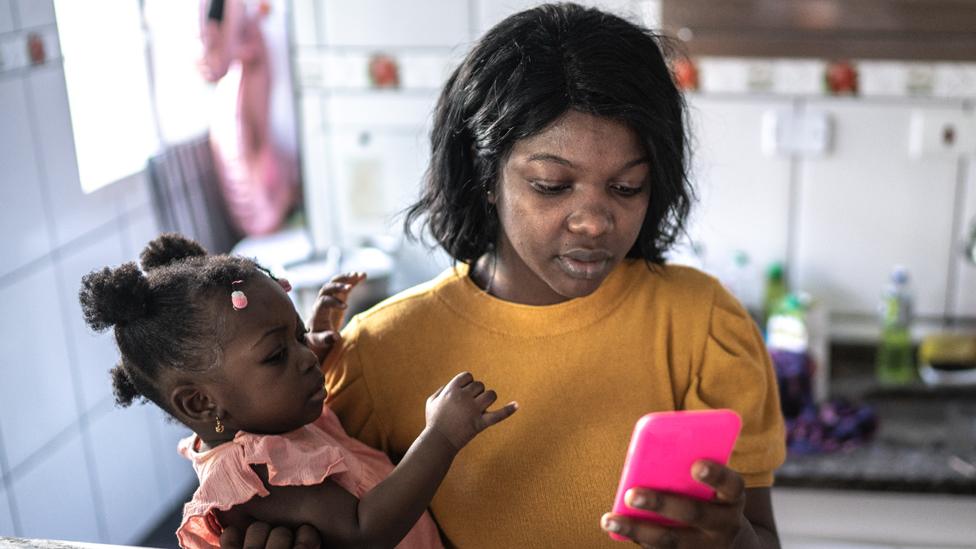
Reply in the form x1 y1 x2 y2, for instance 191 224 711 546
326 260 785 548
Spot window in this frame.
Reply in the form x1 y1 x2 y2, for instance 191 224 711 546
55 0 158 193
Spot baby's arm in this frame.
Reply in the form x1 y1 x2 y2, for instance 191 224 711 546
222 372 518 548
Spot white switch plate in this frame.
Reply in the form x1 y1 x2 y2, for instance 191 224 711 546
761 108 832 157
908 110 975 159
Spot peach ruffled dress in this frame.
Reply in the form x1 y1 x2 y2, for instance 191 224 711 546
176 404 443 549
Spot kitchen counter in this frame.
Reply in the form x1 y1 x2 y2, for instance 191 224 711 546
774 349 976 495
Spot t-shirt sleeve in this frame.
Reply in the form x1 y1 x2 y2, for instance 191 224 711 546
682 282 786 487
325 317 391 455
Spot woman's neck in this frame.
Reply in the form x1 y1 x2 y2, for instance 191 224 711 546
470 250 570 306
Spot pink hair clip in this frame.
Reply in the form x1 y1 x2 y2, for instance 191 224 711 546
231 280 248 310
277 278 292 292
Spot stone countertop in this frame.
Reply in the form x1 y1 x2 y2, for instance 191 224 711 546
774 353 976 495
0 538 151 549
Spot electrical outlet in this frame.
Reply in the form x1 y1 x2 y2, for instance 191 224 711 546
761 108 832 157
908 110 975 159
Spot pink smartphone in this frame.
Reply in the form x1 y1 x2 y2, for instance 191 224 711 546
609 409 742 541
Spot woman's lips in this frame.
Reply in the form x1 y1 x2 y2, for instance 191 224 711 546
557 250 612 279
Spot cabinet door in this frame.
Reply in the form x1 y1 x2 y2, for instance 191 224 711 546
685 95 794 310
795 99 962 324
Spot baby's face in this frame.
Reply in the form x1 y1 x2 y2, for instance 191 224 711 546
210 275 326 434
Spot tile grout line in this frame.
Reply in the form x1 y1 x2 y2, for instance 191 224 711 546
0 421 23 535
0 207 147 289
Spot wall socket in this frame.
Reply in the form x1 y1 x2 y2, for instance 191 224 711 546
761 108 832 157
908 110 975 159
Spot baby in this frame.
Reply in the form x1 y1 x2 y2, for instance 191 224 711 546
79 233 517 548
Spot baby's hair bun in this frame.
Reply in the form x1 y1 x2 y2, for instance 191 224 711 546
79 263 151 331
109 363 140 407
140 233 207 270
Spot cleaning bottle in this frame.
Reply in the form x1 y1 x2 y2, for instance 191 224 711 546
763 262 788 329
876 266 915 385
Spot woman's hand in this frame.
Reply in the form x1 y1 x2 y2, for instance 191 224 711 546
600 460 760 549
305 272 366 364
219 522 320 549
425 372 519 452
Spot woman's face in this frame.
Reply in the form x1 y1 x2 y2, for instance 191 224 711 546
490 110 651 305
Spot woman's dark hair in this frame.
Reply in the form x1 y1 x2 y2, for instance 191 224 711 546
78 233 262 412
405 2 692 264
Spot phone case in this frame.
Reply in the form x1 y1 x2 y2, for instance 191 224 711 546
609 409 742 541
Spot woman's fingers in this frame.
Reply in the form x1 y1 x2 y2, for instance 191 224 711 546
692 460 745 504
601 513 709 549
622 488 738 532
265 526 295 549
219 525 244 549
292 524 321 549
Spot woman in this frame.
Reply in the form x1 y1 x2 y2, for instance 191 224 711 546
225 4 785 548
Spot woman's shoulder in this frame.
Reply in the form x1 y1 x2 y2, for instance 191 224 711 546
344 266 467 333
626 261 723 303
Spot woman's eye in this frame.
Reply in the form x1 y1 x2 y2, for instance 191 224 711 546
611 184 643 197
530 181 569 195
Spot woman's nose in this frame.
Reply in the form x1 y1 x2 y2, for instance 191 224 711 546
566 206 613 237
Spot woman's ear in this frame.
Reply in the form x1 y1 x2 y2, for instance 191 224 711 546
170 384 219 425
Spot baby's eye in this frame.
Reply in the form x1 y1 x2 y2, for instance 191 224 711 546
264 347 287 364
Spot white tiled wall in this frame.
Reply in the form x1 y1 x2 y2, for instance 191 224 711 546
0 484 13 536
0 76 52 276
57 230 128 412
10 430 101 541
0 265 77 471
89 406 171 544
0 0 195 543
320 0 469 47
13 0 55 28
685 95 794 311
795 100 962 319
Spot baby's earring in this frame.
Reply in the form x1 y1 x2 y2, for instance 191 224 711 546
215 416 225 434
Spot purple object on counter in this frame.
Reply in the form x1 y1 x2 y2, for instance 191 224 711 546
770 348 878 454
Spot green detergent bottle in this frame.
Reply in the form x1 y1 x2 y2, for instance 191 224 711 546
876 266 915 385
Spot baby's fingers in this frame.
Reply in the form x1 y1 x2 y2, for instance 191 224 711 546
306 330 338 350
317 282 354 300
329 271 366 287
482 401 519 427
474 389 498 410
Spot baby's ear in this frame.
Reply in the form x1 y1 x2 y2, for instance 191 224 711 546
170 384 217 424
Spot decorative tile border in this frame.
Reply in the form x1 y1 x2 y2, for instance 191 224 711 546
695 57 976 99
0 25 59 75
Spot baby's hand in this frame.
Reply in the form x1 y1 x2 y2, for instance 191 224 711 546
305 272 366 364
425 372 518 452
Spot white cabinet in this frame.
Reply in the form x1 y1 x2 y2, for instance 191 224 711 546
952 152 976 317
689 95 969 332
686 95 794 311
794 99 962 321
